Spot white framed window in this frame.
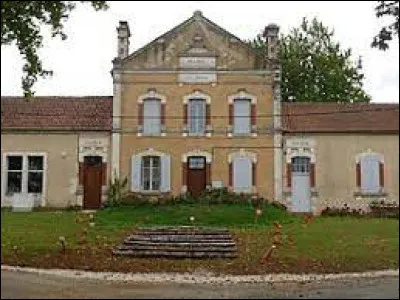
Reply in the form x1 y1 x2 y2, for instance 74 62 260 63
131 151 171 193
233 99 251 135
143 98 161 135
4 154 45 195
141 156 161 191
188 98 206 135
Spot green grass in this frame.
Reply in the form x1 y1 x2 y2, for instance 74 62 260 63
1 204 398 274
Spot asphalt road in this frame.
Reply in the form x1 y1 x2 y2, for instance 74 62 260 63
1 270 399 299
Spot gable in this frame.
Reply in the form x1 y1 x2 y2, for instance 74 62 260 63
120 11 256 70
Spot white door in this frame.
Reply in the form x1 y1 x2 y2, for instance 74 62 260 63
291 157 311 212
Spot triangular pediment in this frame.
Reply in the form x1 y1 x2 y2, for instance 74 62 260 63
119 11 256 70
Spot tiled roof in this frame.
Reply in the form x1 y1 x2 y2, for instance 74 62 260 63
282 102 399 133
1 96 112 131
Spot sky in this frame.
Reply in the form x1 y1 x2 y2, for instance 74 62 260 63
1 1 399 103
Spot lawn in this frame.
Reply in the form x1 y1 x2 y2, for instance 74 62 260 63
1 203 399 274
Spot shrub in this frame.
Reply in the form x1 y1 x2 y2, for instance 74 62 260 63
321 205 365 217
369 200 399 219
104 173 129 208
268 201 287 211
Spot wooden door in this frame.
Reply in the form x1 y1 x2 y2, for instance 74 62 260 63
187 156 206 197
83 156 102 209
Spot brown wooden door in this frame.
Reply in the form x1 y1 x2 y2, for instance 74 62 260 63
83 156 102 209
187 156 206 197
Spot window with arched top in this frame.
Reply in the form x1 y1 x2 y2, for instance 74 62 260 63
143 98 161 135
228 91 257 136
356 152 384 194
137 91 166 136
228 151 257 194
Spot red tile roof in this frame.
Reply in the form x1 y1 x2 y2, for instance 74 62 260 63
1 96 112 131
282 103 399 133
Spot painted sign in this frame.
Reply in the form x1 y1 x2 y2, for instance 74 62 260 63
179 57 216 69
178 73 217 83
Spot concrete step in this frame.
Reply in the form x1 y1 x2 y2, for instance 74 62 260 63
114 226 237 259
123 241 236 247
117 245 237 252
113 249 238 258
127 235 232 243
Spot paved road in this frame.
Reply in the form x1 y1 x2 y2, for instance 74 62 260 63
1 270 399 299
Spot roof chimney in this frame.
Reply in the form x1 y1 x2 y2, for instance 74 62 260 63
117 21 131 59
263 23 279 69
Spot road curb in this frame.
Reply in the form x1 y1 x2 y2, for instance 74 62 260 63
1 265 398 284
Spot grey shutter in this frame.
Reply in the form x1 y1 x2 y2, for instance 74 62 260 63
234 100 251 134
160 155 171 192
361 156 380 193
188 99 205 134
131 155 142 192
143 99 161 135
233 157 252 193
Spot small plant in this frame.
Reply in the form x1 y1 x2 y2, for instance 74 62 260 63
58 236 66 253
105 172 128 207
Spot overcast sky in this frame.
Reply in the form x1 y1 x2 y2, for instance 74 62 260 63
1 1 398 103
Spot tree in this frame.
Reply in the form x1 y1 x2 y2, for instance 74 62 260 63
1 1 108 97
372 1 399 50
252 17 371 103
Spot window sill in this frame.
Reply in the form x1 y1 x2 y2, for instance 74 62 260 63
132 191 170 196
231 133 252 137
353 191 388 198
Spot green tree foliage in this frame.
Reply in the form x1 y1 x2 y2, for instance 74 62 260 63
252 17 371 103
372 1 399 50
1 1 108 97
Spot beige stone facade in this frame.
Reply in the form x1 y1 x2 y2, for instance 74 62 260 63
306 134 397 214
113 11 280 200
1 133 79 207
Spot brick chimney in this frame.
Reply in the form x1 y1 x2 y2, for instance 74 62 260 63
117 21 130 59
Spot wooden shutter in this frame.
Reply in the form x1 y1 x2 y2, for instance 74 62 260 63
228 103 234 126
356 162 361 188
206 103 211 126
251 104 256 126
379 162 384 188
286 163 292 188
183 103 188 126
138 103 144 126
161 102 166 126
206 162 211 186
310 163 315 188
160 155 171 192
131 156 142 192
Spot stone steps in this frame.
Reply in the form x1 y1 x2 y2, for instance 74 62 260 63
113 226 237 259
